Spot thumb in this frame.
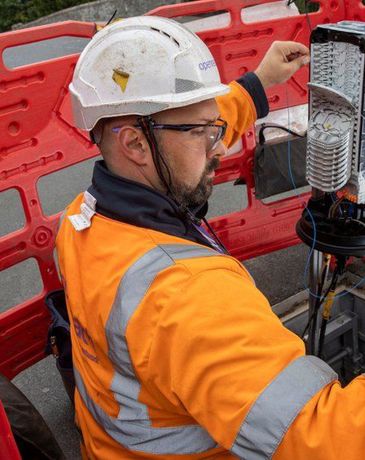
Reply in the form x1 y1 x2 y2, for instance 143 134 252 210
288 55 309 74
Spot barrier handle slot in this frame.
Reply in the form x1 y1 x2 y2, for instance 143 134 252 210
0 21 95 73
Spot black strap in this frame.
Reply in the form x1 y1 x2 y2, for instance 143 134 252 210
138 116 174 197
105 9 117 26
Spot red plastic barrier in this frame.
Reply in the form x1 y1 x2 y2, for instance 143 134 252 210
0 401 21 460
0 21 98 378
0 1 364 379
344 0 365 20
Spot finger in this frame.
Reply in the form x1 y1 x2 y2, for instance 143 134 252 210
275 40 310 57
285 41 310 55
287 52 311 63
286 55 309 74
287 52 302 61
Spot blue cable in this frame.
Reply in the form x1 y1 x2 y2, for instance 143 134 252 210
330 192 343 216
285 93 319 299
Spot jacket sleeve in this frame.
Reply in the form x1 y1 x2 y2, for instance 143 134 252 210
216 72 269 149
149 267 365 460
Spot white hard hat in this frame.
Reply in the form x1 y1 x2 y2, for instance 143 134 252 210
69 16 230 131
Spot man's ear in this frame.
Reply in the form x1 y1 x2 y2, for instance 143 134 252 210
90 119 105 145
117 126 150 166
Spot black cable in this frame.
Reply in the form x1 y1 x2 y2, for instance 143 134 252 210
309 281 322 352
302 265 339 349
138 116 174 197
202 216 230 255
303 0 313 33
301 308 316 340
286 0 313 32
301 288 321 343
258 123 306 146
105 10 118 26
301 257 330 340
318 317 328 358
318 267 340 358
301 290 329 342
309 256 332 349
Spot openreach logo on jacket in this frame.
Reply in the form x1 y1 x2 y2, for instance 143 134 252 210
199 59 217 71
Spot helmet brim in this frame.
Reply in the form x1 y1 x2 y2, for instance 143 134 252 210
70 83 231 131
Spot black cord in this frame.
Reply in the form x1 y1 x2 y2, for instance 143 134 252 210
258 123 306 146
301 258 330 340
318 268 339 358
202 216 230 255
318 317 328 358
309 299 318 353
286 0 313 32
138 116 174 197
308 274 325 352
301 308 316 340
105 10 118 26
303 1 313 33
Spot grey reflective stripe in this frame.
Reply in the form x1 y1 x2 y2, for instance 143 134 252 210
54 211 67 281
76 244 220 454
232 355 338 460
159 243 221 260
74 367 217 455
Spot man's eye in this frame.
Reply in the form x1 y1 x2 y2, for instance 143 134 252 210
191 128 205 135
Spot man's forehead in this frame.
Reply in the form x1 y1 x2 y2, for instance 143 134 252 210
156 99 219 123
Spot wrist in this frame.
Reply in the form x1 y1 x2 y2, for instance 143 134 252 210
253 68 272 90
237 72 269 119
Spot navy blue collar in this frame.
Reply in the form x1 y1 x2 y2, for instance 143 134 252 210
88 160 213 247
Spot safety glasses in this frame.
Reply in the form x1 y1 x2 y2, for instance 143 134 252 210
112 117 227 152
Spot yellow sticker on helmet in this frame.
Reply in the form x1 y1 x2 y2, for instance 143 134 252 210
112 69 129 93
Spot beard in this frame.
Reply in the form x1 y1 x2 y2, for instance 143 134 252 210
167 156 220 209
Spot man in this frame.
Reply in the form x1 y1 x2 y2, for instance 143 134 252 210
56 16 365 460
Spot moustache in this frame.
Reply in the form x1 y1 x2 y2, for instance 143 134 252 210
206 157 220 174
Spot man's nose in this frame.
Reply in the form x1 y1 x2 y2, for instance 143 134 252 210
207 141 227 159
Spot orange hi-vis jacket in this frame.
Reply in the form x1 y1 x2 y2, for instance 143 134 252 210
57 76 365 459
